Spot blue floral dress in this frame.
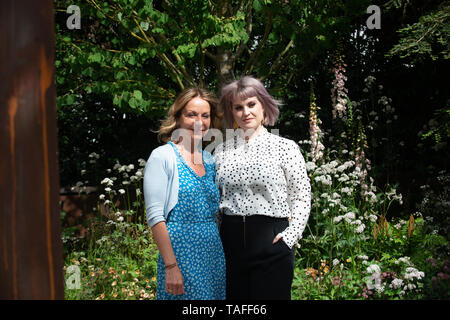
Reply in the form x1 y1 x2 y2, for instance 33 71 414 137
156 141 226 300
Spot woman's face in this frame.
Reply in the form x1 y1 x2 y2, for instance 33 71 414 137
177 97 211 140
231 96 264 132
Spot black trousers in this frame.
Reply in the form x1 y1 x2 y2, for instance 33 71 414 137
220 214 295 300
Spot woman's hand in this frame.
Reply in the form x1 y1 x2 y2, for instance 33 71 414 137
272 233 283 244
165 266 185 295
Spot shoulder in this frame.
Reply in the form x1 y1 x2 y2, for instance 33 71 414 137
202 149 215 166
212 138 233 159
145 144 177 172
267 132 299 150
149 143 175 160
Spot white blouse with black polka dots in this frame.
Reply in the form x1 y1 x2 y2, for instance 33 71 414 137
213 127 311 249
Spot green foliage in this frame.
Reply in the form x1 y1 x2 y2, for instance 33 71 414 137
388 3 450 62
419 106 450 151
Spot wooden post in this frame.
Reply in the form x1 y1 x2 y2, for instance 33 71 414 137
0 0 64 299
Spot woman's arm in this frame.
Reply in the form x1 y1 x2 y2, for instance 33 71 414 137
151 222 184 295
279 140 312 249
143 151 184 295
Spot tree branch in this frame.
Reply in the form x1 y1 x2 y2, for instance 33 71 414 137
260 39 294 81
233 0 254 62
244 9 273 75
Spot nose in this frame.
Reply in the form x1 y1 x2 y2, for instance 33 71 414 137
243 106 251 116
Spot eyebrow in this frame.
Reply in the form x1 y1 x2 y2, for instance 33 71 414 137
233 99 257 107
184 110 210 114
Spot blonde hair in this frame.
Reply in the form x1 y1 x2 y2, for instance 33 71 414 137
157 87 222 143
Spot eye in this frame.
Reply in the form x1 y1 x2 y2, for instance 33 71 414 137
248 102 255 107
234 105 243 111
202 114 210 119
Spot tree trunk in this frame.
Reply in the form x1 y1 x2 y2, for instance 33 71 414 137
0 0 65 299
216 48 235 87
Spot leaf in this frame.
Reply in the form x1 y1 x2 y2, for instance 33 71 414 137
253 0 263 12
133 90 143 100
140 21 149 31
88 53 102 63
128 97 138 109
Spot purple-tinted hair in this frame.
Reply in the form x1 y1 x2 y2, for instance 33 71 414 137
219 76 281 128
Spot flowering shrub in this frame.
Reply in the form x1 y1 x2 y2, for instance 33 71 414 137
290 69 447 300
63 158 160 300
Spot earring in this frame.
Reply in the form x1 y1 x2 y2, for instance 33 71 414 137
233 121 238 130
261 115 265 125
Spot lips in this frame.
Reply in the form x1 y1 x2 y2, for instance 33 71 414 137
243 118 254 122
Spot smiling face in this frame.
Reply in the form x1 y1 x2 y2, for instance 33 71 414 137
231 96 265 132
176 97 211 140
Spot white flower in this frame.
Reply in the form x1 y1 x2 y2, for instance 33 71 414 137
358 255 368 260
367 264 381 274
99 194 105 200
390 278 404 289
398 257 411 265
341 187 353 195
89 152 100 159
344 212 355 223
105 187 112 193
119 189 126 195
333 259 340 266
404 267 425 280
356 224 365 234
138 158 146 167
305 161 316 171
136 188 141 196
334 216 343 223
408 284 417 290
101 178 114 187
117 216 124 222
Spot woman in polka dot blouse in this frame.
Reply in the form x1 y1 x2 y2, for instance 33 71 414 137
214 76 311 300
143 88 226 300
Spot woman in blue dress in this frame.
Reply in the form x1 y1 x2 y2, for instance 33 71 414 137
143 88 226 300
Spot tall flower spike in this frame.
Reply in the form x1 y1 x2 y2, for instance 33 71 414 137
309 85 325 163
331 54 348 119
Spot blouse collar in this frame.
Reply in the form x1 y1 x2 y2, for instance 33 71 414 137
236 126 268 145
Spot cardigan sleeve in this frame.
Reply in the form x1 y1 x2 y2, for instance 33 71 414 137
279 141 312 249
143 151 169 228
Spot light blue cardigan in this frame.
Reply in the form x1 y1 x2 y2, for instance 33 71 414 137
143 142 214 228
